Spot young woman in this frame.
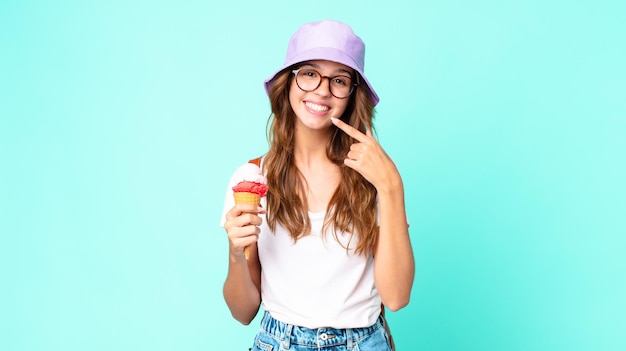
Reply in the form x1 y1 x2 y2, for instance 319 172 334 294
221 20 414 351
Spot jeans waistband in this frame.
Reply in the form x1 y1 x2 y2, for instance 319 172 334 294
259 311 383 349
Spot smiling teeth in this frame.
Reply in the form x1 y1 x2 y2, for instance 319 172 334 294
306 102 329 112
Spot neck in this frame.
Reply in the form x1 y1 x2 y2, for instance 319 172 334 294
293 128 333 169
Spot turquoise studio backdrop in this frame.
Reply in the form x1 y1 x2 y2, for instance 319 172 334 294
1 0 625 350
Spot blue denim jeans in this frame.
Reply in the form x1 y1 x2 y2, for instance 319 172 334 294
250 311 393 351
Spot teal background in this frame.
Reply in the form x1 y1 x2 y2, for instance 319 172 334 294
1 0 625 350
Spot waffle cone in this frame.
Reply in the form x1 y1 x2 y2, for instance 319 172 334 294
233 192 261 206
233 192 261 260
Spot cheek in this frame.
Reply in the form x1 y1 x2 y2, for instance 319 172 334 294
288 83 301 107
334 99 350 116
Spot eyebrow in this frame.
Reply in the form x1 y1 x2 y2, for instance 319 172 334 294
300 62 352 76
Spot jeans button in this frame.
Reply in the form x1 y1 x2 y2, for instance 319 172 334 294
320 333 328 340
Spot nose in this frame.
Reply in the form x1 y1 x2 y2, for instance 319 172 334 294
314 76 333 97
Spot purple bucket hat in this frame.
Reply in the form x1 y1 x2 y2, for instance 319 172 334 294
264 20 379 106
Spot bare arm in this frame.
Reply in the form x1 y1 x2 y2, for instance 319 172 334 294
372 171 414 311
222 204 264 324
331 117 415 311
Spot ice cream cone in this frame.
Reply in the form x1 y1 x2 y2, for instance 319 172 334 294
233 192 261 206
233 192 261 259
231 163 268 260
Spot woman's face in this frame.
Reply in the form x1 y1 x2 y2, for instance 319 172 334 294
289 60 353 132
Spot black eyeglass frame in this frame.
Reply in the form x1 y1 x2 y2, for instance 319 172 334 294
291 68 359 99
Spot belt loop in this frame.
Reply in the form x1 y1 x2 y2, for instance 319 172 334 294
346 328 353 350
282 323 293 350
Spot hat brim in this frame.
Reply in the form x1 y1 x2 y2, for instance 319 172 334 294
264 47 379 106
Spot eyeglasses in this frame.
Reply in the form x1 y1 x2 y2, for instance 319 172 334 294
292 68 358 99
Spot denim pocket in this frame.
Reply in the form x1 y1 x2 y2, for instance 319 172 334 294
354 327 392 351
252 331 277 351
255 340 273 351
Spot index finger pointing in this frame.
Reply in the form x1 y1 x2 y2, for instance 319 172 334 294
331 117 368 142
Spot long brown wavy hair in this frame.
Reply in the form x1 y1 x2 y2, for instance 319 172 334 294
263 64 379 256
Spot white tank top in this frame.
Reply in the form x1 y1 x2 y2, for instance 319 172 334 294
256 210 380 329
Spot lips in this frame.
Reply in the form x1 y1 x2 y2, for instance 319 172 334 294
305 101 330 112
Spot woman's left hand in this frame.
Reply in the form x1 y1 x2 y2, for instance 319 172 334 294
331 117 400 191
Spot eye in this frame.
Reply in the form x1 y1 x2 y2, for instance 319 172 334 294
332 76 350 86
301 70 319 79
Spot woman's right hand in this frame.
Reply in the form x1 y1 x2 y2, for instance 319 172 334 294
222 203 264 324
223 204 265 259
